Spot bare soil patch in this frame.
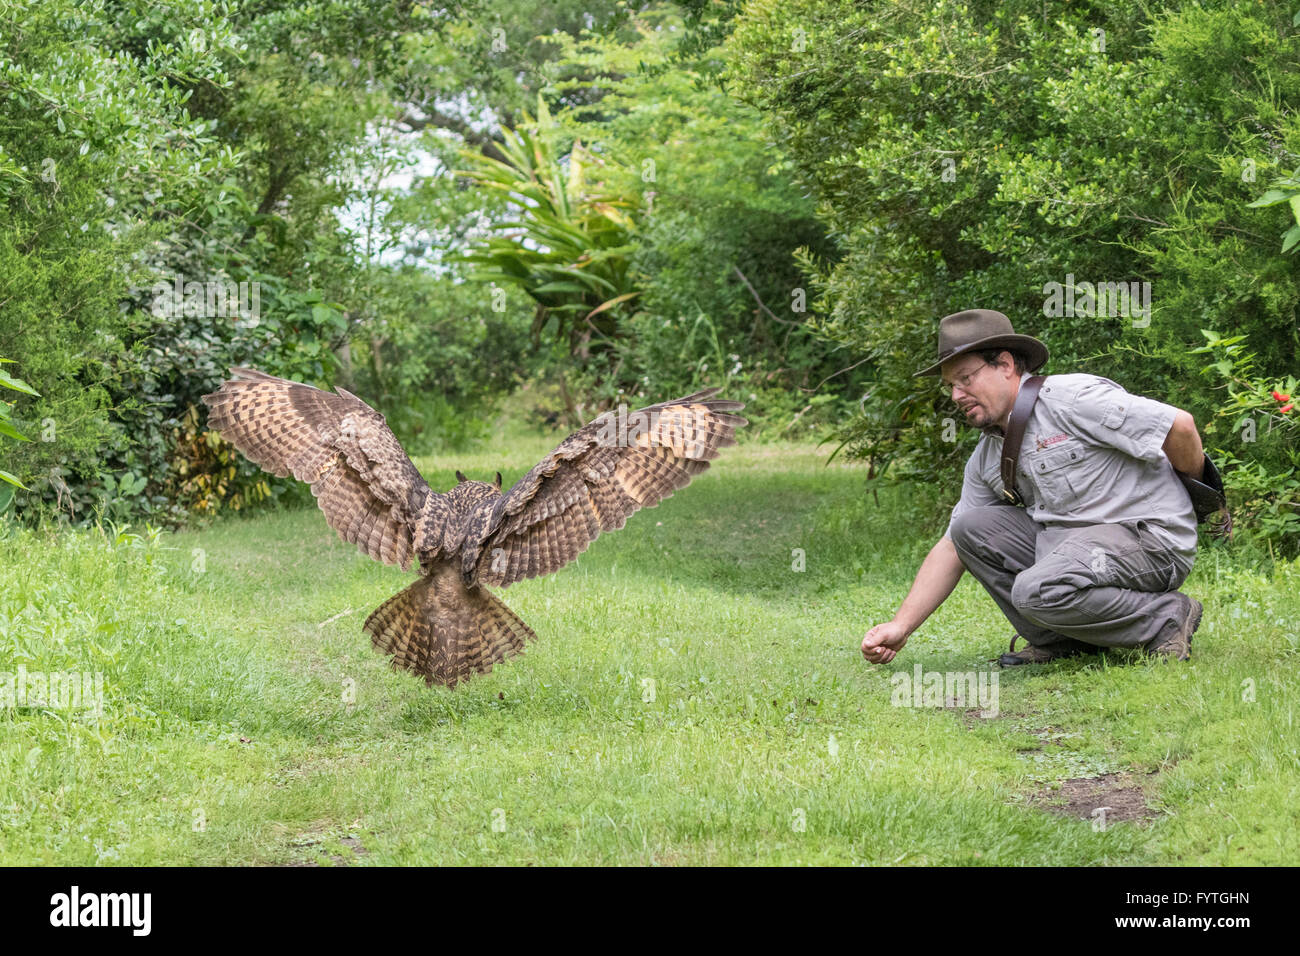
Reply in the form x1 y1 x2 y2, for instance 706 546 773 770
1031 772 1160 824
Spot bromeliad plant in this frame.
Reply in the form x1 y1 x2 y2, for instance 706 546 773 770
455 98 643 413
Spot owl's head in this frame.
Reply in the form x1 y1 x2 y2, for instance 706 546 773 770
449 470 503 508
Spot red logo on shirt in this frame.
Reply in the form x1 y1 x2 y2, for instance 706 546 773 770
1036 432 1070 450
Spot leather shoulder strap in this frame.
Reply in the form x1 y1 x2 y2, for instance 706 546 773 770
1000 375 1046 505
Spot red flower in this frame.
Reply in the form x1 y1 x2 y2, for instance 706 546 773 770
1273 390 1292 402
1281 403 1294 414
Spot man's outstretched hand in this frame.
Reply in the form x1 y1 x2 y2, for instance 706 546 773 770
861 620 909 664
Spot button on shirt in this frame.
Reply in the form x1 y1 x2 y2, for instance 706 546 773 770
943 372 1198 572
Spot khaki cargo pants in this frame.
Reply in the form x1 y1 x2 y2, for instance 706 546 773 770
948 504 1195 651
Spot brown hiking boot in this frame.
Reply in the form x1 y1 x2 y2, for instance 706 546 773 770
1146 595 1202 661
996 634 1083 666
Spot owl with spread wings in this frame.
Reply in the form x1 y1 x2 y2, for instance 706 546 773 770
201 369 746 688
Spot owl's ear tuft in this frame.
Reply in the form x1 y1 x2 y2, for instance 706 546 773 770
494 471 503 489
455 470 468 483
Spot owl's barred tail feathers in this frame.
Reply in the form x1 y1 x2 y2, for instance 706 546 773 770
363 564 536 688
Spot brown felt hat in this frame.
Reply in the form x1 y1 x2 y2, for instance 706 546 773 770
913 309 1049 377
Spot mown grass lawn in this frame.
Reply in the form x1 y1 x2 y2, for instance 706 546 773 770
1 425 1297 865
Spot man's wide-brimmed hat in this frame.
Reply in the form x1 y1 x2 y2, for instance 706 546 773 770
914 309 1049 377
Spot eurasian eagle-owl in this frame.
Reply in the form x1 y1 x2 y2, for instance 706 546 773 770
201 369 746 687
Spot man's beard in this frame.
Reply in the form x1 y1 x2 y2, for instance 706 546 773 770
964 403 1005 436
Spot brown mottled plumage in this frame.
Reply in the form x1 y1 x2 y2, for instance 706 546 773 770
201 368 746 688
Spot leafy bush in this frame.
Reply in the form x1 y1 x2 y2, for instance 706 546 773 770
0 0 241 523
727 0 1300 551
1193 330 1300 558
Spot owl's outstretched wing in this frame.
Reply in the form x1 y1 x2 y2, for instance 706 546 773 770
462 389 746 586
201 368 449 570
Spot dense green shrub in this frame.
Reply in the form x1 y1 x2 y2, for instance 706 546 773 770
0 0 242 524
727 0 1300 551
2 0 533 526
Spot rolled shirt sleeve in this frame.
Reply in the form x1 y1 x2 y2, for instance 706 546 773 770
1064 378 1178 463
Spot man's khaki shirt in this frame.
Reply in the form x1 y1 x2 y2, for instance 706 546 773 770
943 372 1199 574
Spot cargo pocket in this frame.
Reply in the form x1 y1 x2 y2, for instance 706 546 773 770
1124 519 1177 592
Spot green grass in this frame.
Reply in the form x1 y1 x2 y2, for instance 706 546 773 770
1 425 1297 865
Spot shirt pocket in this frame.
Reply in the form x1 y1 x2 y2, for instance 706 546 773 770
1102 397 1130 430
1025 445 1081 511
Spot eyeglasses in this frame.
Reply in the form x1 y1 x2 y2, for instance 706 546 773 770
940 361 991 398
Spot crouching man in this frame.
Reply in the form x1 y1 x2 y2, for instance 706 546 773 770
861 309 1204 667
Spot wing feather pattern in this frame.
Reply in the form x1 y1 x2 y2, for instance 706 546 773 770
465 389 746 586
201 368 450 570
